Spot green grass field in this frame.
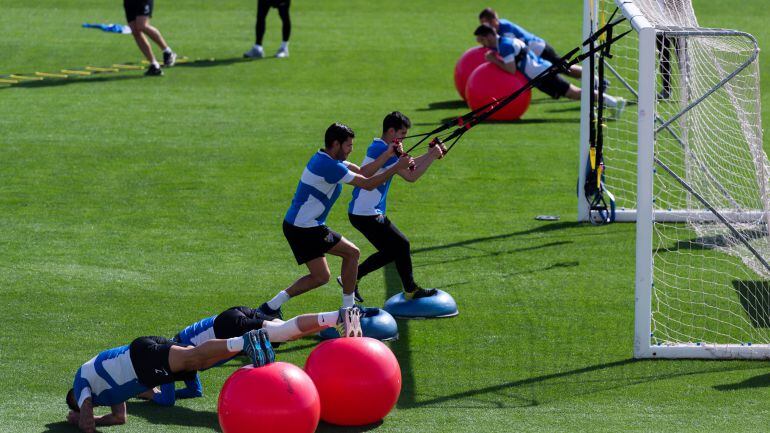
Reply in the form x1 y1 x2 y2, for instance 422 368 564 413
2 1 770 432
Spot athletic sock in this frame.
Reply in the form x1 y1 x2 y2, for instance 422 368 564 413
266 290 290 310
254 44 263 50
163 47 173 54
151 60 160 68
342 293 355 308
317 311 340 326
280 41 289 50
226 337 244 352
603 94 618 108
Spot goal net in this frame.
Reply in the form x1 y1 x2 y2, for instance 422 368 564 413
579 0 770 358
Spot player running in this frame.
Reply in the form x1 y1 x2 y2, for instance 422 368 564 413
123 0 177 76
474 24 625 119
137 306 363 406
65 329 271 432
258 123 413 319
478 7 582 79
341 112 445 302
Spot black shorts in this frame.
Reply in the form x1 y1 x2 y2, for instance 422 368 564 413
262 0 291 7
539 44 561 65
535 73 571 99
348 214 409 253
124 0 154 23
283 220 342 264
213 306 270 339
129 336 197 388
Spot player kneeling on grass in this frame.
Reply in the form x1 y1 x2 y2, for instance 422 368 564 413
138 306 364 405
65 330 273 433
258 123 413 319
474 24 626 119
342 111 446 302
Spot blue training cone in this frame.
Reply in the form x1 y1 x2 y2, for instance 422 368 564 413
319 308 399 341
384 289 459 319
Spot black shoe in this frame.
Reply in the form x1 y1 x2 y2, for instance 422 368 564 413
258 302 283 320
145 64 163 76
404 286 438 300
163 51 177 67
336 276 364 303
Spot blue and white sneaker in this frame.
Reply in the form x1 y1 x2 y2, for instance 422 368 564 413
256 328 275 364
336 306 363 338
243 330 266 367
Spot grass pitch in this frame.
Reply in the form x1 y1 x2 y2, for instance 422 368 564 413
2 1 770 432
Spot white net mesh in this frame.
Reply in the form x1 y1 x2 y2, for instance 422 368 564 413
598 0 770 348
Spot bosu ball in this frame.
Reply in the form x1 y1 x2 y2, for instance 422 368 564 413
319 308 399 341
384 289 459 319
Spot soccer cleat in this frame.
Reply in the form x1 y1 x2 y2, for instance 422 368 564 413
337 306 363 338
275 48 289 58
611 97 626 120
258 302 283 320
243 330 266 367
336 276 364 303
256 329 275 364
163 51 177 67
403 286 438 300
243 45 264 59
144 64 163 76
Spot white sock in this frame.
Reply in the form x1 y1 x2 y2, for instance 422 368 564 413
267 290 290 310
280 41 289 50
262 319 301 342
342 293 355 308
603 94 618 108
226 337 244 352
163 47 173 54
151 60 160 68
317 311 340 326
254 44 263 51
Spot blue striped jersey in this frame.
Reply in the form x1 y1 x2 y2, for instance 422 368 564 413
497 36 552 80
174 315 216 346
285 150 355 227
72 345 148 408
348 139 399 216
498 18 543 44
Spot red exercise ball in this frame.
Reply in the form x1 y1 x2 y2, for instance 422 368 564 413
454 46 490 100
465 62 532 121
304 337 401 426
218 362 320 433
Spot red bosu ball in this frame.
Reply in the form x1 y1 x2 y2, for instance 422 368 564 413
304 337 401 426
465 62 532 121
454 46 490 100
218 362 320 433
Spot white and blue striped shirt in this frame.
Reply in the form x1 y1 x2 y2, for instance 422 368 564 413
285 150 355 227
349 139 398 216
498 36 551 80
72 345 147 408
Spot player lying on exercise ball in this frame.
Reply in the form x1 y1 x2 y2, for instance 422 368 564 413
474 24 625 119
137 305 364 405
65 329 273 433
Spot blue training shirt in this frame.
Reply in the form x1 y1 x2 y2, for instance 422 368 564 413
498 18 542 44
72 345 148 408
497 36 552 80
174 315 216 346
285 150 355 228
348 139 398 216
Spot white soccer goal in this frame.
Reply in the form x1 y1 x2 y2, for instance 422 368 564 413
578 0 770 358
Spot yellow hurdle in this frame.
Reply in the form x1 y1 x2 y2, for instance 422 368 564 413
112 64 144 70
36 72 68 78
0 79 19 84
86 66 119 72
9 74 43 81
61 70 91 75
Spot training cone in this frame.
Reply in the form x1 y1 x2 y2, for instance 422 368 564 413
454 46 490 100
218 362 320 433
319 308 399 341
305 338 401 426
384 289 459 319
465 62 531 121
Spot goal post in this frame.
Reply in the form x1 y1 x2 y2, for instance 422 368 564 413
580 0 770 359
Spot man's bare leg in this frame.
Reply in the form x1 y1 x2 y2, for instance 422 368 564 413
128 18 157 63
327 237 360 307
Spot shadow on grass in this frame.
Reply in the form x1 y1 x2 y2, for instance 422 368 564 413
126 401 219 430
413 240 573 268
714 372 770 391
732 280 770 328
316 420 384 432
41 421 78 433
435 116 579 125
